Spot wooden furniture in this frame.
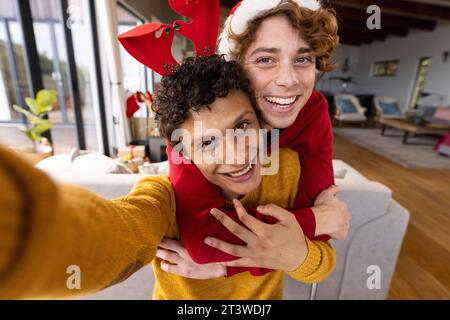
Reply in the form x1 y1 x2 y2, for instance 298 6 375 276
379 118 450 144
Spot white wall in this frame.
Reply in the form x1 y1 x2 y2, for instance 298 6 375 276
317 44 360 94
353 22 450 109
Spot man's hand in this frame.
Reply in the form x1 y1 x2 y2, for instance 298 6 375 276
313 185 351 240
157 238 226 279
204 200 308 272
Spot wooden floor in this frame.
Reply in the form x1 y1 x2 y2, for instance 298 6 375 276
333 134 450 300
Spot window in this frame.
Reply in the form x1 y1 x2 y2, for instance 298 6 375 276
66 0 100 152
30 0 100 153
372 60 399 77
0 0 32 122
0 0 114 155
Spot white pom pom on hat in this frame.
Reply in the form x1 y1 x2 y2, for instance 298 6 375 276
218 0 322 59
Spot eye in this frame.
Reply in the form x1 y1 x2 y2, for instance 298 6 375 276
201 136 216 149
256 57 275 64
202 140 212 147
235 121 249 131
296 56 313 65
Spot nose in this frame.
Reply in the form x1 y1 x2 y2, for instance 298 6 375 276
223 133 253 165
274 61 299 88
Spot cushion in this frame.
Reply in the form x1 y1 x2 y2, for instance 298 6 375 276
37 152 117 175
380 101 402 115
337 99 358 113
433 107 450 122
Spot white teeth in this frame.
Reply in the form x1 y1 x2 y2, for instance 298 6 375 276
227 163 252 178
265 96 297 106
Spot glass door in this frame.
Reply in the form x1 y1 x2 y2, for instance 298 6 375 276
0 0 32 123
29 0 101 153
410 57 431 109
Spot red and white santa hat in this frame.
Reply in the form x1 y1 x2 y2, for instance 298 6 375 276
218 0 322 59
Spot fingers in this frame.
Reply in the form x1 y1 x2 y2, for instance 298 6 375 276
156 248 182 264
210 208 256 243
204 236 248 257
160 260 183 275
221 258 256 268
158 238 187 256
330 184 342 193
331 201 352 240
323 185 342 198
315 185 342 206
233 199 266 235
256 203 291 222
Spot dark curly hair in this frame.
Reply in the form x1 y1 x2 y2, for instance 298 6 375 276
153 55 257 143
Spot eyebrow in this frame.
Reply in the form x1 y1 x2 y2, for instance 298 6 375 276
192 110 255 147
249 46 312 57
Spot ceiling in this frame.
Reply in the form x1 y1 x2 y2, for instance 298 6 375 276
220 0 450 46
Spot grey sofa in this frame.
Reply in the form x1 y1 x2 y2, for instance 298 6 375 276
37 157 409 300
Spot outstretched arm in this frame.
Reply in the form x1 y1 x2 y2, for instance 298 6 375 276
0 146 175 299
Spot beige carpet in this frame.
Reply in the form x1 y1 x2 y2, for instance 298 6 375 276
334 128 450 170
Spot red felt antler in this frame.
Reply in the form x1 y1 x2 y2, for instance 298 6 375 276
169 0 220 56
117 0 220 76
118 22 178 76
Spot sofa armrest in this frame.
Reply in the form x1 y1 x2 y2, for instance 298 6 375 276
336 199 409 299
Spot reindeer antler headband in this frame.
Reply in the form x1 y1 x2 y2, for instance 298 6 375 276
118 0 220 76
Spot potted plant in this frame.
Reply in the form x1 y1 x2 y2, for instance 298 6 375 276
11 89 57 164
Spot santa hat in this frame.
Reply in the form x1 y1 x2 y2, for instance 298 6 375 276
218 0 322 59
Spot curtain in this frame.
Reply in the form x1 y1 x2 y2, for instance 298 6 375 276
95 0 131 148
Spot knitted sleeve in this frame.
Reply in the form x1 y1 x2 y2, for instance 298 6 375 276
286 239 336 283
0 145 176 299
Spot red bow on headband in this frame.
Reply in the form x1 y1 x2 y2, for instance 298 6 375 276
118 0 220 76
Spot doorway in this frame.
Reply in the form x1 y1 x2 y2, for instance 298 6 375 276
410 57 431 109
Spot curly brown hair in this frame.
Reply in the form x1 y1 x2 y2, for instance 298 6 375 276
228 0 339 72
153 55 257 142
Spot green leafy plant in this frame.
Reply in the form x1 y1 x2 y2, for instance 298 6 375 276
13 89 57 151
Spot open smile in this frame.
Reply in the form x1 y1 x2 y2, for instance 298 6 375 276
220 160 258 182
263 95 300 113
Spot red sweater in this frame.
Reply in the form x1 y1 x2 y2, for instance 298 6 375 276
167 90 334 277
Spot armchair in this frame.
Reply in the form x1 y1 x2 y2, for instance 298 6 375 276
374 96 408 120
334 94 367 127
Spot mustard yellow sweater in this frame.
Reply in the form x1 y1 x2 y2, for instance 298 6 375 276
0 145 335 300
